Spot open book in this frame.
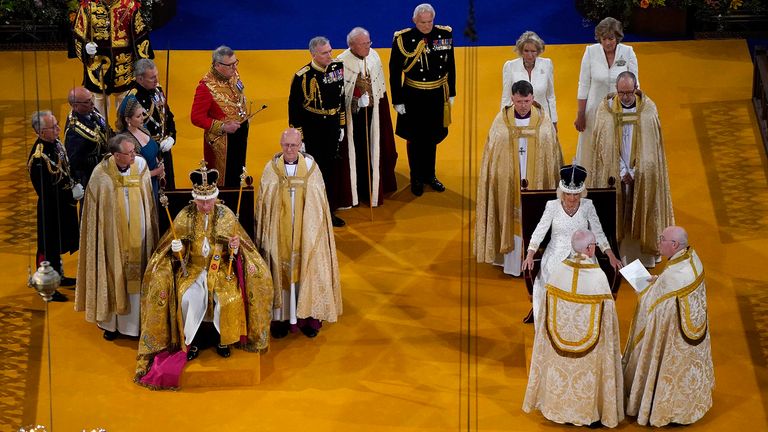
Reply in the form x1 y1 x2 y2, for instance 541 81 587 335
619 259 652 292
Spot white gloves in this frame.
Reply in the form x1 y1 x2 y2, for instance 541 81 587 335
85 42 98 56
449 97 455 105
358 93 370 108
159 136 175 152
394 104 406 115
339 128 345 142
171 239 183 253
71 183 84 201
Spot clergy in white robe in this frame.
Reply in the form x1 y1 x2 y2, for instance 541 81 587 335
500 31 557 124
623 226 714 426
75 134 158 340
475 80 562 276
339 27 398 207
523 229 624 428
588 72 674 268
255 128 342 339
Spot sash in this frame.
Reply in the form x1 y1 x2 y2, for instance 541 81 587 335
109 158 143 294
502 105 541 239
272 153 309 289
610 93 644 172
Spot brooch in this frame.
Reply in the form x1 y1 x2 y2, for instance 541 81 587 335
615 59 626 67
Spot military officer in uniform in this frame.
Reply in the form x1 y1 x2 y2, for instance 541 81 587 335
288 36 350 227
128 58 177 189
389 3 456 196
64 86 110 191
69 0 153 124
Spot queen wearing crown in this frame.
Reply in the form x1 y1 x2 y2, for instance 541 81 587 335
135 161 273 390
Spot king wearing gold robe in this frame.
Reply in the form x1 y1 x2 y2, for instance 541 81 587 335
135 163 273 389
622 226 714 426
475 81 562 276
75 134 158 339
523 229 623 427
255 128 342 339
588 72 674 267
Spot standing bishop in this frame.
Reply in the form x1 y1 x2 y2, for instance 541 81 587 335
255 128 343 339
475 80 562 276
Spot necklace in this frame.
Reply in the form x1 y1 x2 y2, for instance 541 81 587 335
562 202 579 216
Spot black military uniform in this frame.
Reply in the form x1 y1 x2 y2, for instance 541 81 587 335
64 110 110 190
28 138 80 286
389 24 455 194
288 60 351 214
127 83 177 189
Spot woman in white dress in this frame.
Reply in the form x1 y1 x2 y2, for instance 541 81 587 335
500 31 558 128
574 17 639 169
522 165 622 323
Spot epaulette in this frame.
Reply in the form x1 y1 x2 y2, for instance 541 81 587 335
126 88 138 96
435 25 452 32
393 27 410 38
295 65 310 76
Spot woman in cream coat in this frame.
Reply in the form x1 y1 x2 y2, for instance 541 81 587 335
500 31 558 128
574 17 638 169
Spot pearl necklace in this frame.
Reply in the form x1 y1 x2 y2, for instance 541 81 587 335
562 203 579 216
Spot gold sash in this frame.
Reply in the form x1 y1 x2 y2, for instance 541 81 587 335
545 284 612 355
109 158 143 294
610 93 644 171
502 105 541 239
272 154 309 289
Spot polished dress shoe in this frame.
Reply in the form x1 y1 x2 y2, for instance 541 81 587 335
216 344 231 358
411 180 424 196
60 276 76 287
299 325 319 338
102 329 119 341
427 177 446 192
270 321 290 339
331 214 346 228
186 345 199 361
50 290 68 302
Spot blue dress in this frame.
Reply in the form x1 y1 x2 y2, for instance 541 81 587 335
138 137 161 199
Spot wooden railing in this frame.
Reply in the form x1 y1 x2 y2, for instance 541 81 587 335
754 46 768 156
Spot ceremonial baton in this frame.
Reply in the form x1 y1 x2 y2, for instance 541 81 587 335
159 191 187 276
208 105 267 146
364 103 374 222
226 167 252 280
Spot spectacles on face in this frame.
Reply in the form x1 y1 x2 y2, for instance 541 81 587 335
281 142 301 149
115 149 136 157
658 235 676 244
41 123 60 131
217 59 239 68
617 90 635 96
73 98 94 105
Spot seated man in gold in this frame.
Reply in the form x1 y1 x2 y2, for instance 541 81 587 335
135 162 273 390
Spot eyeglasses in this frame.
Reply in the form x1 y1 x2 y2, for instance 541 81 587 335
73 98 94 105
217 59 239 68
115 149 136 156
617 90 635 96
41 123 60 131
658 235 676 244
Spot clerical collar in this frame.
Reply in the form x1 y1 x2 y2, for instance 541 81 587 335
620 100 637 109
514 109 531 120
116 163 130 173
284 159 299 165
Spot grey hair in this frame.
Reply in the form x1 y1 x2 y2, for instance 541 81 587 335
514 31 545 55
413 3 435 19
31 110 53 133
212 45 235 63
108 133 134 154
309 36 330 54
571 229 595 254
595 17 624 42
134 58 156 78
347 27 370 47
617 70 637 88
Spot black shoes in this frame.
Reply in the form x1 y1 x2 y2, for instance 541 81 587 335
216 344 231 358
50 290 68 302
60 276 76 287
299 325 319 338
427 177 446 192
186 345 199 361
103 329 119 341
331 214 346 227
270 321 289 339
411 180 424 196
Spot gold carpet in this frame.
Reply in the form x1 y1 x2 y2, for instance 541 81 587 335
0 39 767 431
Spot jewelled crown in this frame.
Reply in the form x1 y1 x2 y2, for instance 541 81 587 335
558 164 587 194
190 160 219 200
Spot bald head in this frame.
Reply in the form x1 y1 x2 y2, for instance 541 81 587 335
659 225 689 258
68 86 94 115
280 128 302 163
571 229 596 257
